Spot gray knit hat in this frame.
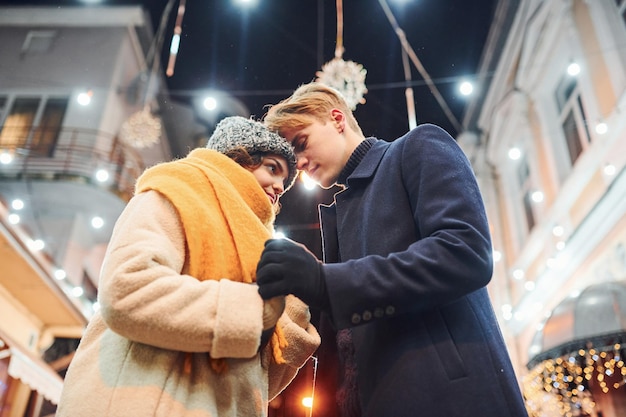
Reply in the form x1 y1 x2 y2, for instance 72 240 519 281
206 116 298 190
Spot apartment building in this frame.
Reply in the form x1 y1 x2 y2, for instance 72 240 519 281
0 6 184 416
460 0 626 415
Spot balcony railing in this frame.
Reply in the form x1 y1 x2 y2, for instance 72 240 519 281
0 126 145 201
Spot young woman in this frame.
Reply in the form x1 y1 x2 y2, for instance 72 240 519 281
57 116 320 417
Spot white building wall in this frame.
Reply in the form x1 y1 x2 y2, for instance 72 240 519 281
474 1 626 410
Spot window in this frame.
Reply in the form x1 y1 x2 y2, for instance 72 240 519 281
21 30 56 54
0 96 68 154
554 74 591 166
32 98 68 156
0 98 39 149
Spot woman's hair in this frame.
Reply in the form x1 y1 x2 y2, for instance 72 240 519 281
223 146 264 170
263 82 362 136
224 146 283 213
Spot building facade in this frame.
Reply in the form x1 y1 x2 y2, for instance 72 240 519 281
461 0 626 415
0 6 177 416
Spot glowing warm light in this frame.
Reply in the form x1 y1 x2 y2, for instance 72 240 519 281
301 172 318 190
274 230 286 239
302 396 313 408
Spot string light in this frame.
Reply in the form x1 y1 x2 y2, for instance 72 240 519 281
524 342 626 416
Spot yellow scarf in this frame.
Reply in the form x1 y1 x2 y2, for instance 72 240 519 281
135 148 287 370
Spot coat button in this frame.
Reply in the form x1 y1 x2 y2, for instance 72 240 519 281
374 308 384 318
351 313 361 324
362 310 372 321
385 305 395 316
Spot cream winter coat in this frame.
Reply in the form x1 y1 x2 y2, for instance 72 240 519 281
56 190 320 417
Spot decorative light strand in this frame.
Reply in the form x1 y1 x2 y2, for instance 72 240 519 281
523 343 626 417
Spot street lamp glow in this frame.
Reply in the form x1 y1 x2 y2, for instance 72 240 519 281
203 97 218 111
91 216 104 229
95 168 110 183
77 90 92 106
459 81 473 96
302 396 313 408
11 199 24 210
567 62 580 76
0 151 13 164
507 147 521 160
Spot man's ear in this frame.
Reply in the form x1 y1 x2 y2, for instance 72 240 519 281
330 108 345 131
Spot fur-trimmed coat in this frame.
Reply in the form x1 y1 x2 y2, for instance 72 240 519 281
57 154 320 417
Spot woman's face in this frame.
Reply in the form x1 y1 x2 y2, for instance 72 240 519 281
251 153 290 209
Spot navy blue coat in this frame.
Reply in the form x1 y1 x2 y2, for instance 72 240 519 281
315 124 528 417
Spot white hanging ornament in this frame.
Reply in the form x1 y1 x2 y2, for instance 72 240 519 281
315 0 367 110
119 105 162 148
316 57 367 110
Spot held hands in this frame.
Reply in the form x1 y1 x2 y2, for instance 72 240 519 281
262 296 286 330
259 295 285 351
256 239 329 309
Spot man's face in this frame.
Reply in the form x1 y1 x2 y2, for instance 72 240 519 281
283 119 350 189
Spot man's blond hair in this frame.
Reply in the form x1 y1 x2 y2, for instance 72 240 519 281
263 82 363 136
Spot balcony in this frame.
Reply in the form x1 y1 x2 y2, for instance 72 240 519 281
0 126 147 330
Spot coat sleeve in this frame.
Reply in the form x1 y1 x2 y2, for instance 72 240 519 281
98 190 264 358
265 295 321 401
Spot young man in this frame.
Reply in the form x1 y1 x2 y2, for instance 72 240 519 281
256 83 528 417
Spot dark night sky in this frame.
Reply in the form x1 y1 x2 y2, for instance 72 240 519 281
0 0 498 256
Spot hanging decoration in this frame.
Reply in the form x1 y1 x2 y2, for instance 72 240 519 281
120 0 181 148
119 105 162 149
315 0 367 110
166 0 187 77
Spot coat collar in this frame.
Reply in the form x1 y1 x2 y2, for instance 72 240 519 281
344 138 391 186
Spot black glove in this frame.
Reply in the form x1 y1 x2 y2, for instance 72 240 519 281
256 239 329 309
